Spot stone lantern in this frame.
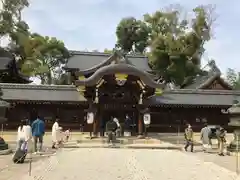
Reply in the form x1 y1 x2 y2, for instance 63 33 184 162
227 102 240 152
0 99 10 151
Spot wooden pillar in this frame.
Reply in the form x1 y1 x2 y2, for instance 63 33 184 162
93 116 98 136
138 113 143 135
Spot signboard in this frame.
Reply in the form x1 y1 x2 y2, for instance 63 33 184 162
87 112 94 124
143 113 151 125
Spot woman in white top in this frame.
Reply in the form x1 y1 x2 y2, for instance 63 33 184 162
17 122 24 141
52 119 60 149
17 120 32 150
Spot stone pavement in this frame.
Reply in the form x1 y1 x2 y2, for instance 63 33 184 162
0 150 57 180
17 148 237 180
0 140 58 180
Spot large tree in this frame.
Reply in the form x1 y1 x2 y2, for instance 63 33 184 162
0 0 69 84
115 5 216 85
0 0 29 38
20 34 69 84
226 68 240 90
116 17 149 53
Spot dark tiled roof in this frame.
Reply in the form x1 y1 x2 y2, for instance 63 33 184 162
65 51 152 73
146 89 240 106
0 83 86 102
0 57 12 70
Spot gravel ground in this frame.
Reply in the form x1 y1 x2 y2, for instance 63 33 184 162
18 148 238 180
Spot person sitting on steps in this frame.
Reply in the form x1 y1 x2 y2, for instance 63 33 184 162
106 117 118 145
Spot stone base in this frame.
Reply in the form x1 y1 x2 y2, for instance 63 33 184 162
0 137 8 150
0 148 12 155
227 141 240 152
137 135 145 139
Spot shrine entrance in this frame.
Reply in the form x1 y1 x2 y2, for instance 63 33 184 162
99 103 139 136
74 51 165 137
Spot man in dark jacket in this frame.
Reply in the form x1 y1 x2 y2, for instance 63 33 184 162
106 117 118 144
31 116 45 153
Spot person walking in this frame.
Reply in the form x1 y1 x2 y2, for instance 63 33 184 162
31 116 45 153
200 123 211 152
52 118 60 149
184 124 194 152
216 127 226 156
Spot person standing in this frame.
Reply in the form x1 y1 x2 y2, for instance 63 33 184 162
31 116 45 153
113 117 121 137
216 127 226 156
22 120 32 151
52 118 60 149
16 121 25 150
184 124 194 152
124 114 132 136
200 123 211 152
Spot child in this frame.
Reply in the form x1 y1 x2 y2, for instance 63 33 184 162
65 129 70 142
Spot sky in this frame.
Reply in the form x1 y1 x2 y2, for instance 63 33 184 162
2 0 240 76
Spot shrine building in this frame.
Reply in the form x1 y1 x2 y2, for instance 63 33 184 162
0 50 239 134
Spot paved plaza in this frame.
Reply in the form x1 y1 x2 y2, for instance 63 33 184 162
4 148 233 180
1 132 239 180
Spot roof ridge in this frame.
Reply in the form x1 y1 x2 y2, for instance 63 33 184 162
164 89 240 95
69 50 148 58
0 83 77 90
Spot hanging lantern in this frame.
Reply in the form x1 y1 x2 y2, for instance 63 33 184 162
87 112 94 124
143 113 151 125
115 73 128 86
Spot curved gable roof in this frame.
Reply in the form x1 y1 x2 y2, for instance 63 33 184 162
75 64 164 89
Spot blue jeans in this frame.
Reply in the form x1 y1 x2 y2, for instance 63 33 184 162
33 136 43 152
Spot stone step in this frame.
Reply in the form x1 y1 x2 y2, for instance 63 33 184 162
75 138 162 144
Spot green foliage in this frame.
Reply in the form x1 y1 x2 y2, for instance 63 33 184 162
116 17 149 53
0 0 69 84
103 49 113 53
115 5 215 85
20 34 69 84
226 68 240 90
0 0 29 37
